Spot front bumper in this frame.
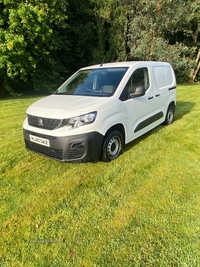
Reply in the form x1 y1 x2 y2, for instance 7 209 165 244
23 129 104 162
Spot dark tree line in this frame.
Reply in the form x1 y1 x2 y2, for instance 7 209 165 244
0 0 199 96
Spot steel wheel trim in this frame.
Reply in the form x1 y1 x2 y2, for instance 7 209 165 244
167 109 173 124
107 136 120 159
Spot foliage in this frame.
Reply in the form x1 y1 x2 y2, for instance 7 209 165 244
0 0 104 95
0 84 200 265
64 0 100 69
127 0 199 82
92 0 128 62
0 0 199 95
0 0 69 94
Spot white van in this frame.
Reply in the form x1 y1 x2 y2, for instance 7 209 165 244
23 61 176 162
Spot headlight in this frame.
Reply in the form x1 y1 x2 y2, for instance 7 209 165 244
62 111 97 129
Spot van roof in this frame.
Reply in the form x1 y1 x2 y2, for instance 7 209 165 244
81 61 171 69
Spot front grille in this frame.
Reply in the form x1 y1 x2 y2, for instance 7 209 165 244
25 140 63 160
28 115 61 130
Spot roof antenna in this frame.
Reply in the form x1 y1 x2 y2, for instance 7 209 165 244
100 56 106 67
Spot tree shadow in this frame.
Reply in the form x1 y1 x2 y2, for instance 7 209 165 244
124 100 196 153
175 100 196 121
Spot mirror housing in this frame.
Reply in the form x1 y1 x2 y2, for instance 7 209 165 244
129 85 145 98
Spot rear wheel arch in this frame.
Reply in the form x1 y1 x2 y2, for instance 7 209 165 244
163 102 176 125
169 101 176 111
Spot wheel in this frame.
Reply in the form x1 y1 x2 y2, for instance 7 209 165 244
101 130 123 162
163 105 174 125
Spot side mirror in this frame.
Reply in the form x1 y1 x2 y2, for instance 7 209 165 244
129 85 145 98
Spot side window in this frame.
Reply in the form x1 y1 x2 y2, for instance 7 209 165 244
120 68 150 101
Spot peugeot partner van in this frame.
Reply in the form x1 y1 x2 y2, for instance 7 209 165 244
23 61 176 162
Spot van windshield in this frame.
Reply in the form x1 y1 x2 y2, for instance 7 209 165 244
55 67 128 97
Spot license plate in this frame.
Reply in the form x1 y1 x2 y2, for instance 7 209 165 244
29 134 50 147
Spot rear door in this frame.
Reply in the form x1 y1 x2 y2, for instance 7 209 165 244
152 65 176 117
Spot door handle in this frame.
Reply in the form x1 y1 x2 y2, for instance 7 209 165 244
148 96 153 100
156 94 160 97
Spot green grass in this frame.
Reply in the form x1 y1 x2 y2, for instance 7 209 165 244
0 85 200 267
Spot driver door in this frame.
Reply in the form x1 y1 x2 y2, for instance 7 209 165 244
121 67 160 143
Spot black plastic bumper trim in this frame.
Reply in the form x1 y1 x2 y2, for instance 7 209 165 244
23 129 104 163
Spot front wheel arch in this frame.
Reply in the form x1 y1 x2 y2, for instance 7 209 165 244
101 125 125 162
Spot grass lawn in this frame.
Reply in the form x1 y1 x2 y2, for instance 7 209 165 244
0 84 200 267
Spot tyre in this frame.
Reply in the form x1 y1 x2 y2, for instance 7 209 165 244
163 105 174 125
101 130 123 162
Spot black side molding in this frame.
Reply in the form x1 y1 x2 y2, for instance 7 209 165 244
134 112 163 133
168 86 176 91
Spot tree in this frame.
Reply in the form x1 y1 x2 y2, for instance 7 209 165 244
62 0 100 69
188 1 200 81
0 0 69 95
127 0 200 82
92 0 128 62
0 0 103 95
0 0 199 96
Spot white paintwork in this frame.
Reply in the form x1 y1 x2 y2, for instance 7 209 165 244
23 61 176 144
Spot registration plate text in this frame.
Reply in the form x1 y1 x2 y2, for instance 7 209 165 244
30 134 50 147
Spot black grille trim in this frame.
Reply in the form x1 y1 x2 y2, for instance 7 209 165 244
28 115 62 130
25 140 63 160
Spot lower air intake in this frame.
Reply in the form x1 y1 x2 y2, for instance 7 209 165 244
25 140 63 160
69 142 86 160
